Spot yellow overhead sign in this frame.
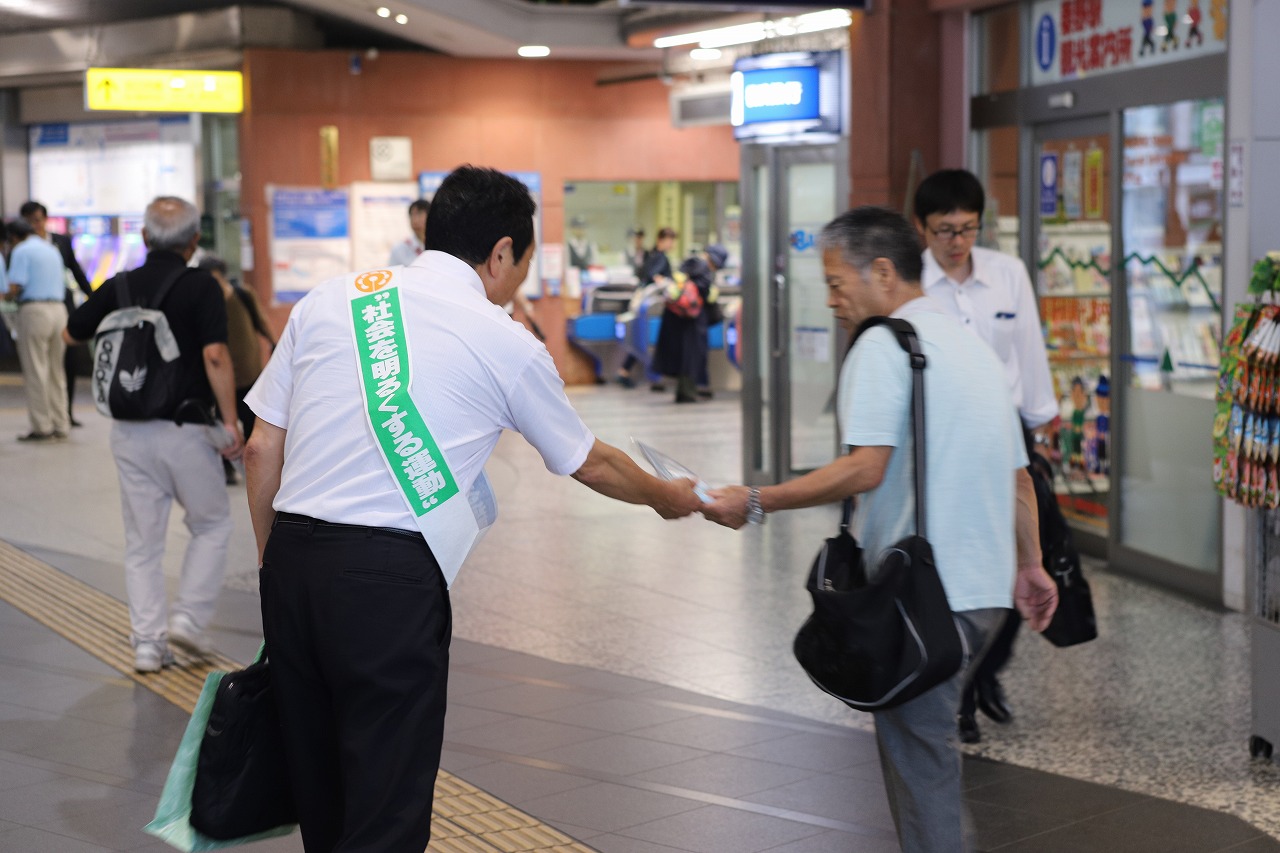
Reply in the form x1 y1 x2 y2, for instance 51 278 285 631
85 68 243 114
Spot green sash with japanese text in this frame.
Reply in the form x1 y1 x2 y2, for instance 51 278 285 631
347 267 495 586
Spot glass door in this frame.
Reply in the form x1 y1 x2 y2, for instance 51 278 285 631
741 142 847 484
1033 117 1113 539
1116 98 1224 580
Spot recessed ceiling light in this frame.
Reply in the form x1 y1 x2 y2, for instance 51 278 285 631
375 6 390 17
689 48 722 60
517 45 551 58
394 12 407 24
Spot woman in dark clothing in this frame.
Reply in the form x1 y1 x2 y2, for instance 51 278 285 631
653 255 712 403
617 227 677 388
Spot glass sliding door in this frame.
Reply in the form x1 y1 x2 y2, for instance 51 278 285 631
1033 118 1113 537
1117 98 1224 576
740 142 847 484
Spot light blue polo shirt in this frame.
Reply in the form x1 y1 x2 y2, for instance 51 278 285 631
839 297 1027 612
7 235 66 302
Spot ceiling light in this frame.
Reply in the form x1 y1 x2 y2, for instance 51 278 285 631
518 45 551 58
394 12 407 24
654 8 853 50
375 6 390 17
689 48 722 60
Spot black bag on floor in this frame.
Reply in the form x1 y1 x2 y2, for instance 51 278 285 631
1029 453 1098 647
189 652 297 840
793 317 964 712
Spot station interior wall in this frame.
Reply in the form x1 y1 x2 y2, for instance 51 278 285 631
238 48 740 384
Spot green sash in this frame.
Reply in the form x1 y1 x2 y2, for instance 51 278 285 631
347 268 494 585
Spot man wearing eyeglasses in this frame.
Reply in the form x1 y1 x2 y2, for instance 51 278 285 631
914 169 1058 746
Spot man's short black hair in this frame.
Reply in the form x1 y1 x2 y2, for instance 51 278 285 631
408 198 430 216
7 217 34 240
423 166 535 267
18 201 47 220
819 206 924 284
913 169 985 222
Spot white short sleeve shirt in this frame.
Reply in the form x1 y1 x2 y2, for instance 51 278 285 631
922 245 1058 428
246 251 596 536
839 298 1027 612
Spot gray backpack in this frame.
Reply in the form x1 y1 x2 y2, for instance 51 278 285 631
91 268 187 421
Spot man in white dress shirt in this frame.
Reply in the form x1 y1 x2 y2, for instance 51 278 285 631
914 169 1058 744
387 198 429 266
244 166 701 852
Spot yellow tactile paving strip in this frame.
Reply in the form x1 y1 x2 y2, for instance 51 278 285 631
0 539 595 852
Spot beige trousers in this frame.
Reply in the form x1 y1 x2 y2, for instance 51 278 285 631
16 301 69 435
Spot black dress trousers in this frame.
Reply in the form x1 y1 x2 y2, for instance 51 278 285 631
260 516 451 853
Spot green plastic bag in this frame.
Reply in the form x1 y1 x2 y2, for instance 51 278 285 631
144 659 297 850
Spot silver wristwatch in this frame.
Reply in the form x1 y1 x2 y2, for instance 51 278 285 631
746 487 766 525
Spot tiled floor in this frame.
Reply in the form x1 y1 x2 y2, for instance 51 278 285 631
1 373 1278 851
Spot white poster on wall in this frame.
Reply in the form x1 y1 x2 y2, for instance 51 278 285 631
349 181 419 273
269 186 352 303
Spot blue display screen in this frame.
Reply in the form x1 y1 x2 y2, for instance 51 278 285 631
734 66 821 126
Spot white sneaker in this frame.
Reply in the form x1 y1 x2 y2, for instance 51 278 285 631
169 613 212 657
134 641 175 673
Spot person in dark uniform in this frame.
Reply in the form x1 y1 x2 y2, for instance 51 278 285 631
617 227 678 389
653 255 713 404
20 202 92 427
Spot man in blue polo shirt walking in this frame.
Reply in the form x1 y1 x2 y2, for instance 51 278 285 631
4 217 69 441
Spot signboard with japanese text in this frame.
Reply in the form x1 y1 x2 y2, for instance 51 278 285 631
29 118 197 217
85 68 243 114
269 186 351 303
1030 0 1226 86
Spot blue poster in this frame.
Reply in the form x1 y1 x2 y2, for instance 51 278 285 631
1039 153 1059 217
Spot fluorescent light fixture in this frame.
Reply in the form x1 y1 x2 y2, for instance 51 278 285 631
375 6 390 16
654 8 853 50
517 45 551 57
394 12 407 24
689 47 722 60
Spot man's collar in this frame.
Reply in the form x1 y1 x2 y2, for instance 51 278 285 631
921 248 986 290
410 250 487 299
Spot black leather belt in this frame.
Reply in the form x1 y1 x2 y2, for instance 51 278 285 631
273 511 424 541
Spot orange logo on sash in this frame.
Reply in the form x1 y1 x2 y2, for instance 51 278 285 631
355 270 392 293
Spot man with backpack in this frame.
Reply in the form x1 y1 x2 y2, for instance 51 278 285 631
65 196 243 673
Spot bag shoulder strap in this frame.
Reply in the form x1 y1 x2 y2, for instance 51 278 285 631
114 272 132 309
851 316 927 539
148 266 190 311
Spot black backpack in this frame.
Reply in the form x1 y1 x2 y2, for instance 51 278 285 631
91 268 189 421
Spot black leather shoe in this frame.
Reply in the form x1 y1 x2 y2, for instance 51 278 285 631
976 678 1013 724
958 713 981 744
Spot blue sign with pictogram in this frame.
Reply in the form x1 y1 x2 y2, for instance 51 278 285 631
1035 14 1057 73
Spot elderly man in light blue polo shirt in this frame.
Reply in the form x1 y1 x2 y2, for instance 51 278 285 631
4 217 70 441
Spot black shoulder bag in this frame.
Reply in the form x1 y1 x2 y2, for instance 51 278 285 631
793 317 965 712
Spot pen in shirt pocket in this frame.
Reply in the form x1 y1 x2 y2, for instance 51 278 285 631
995 312 1016 319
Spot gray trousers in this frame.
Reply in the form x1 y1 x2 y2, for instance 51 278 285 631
16 301 69 435
873 607 1007 853
111 419 231 645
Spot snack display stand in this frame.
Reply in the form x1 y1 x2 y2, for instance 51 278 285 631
1219 255 1280 761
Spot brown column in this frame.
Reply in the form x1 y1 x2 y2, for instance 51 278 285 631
847 1 942 212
